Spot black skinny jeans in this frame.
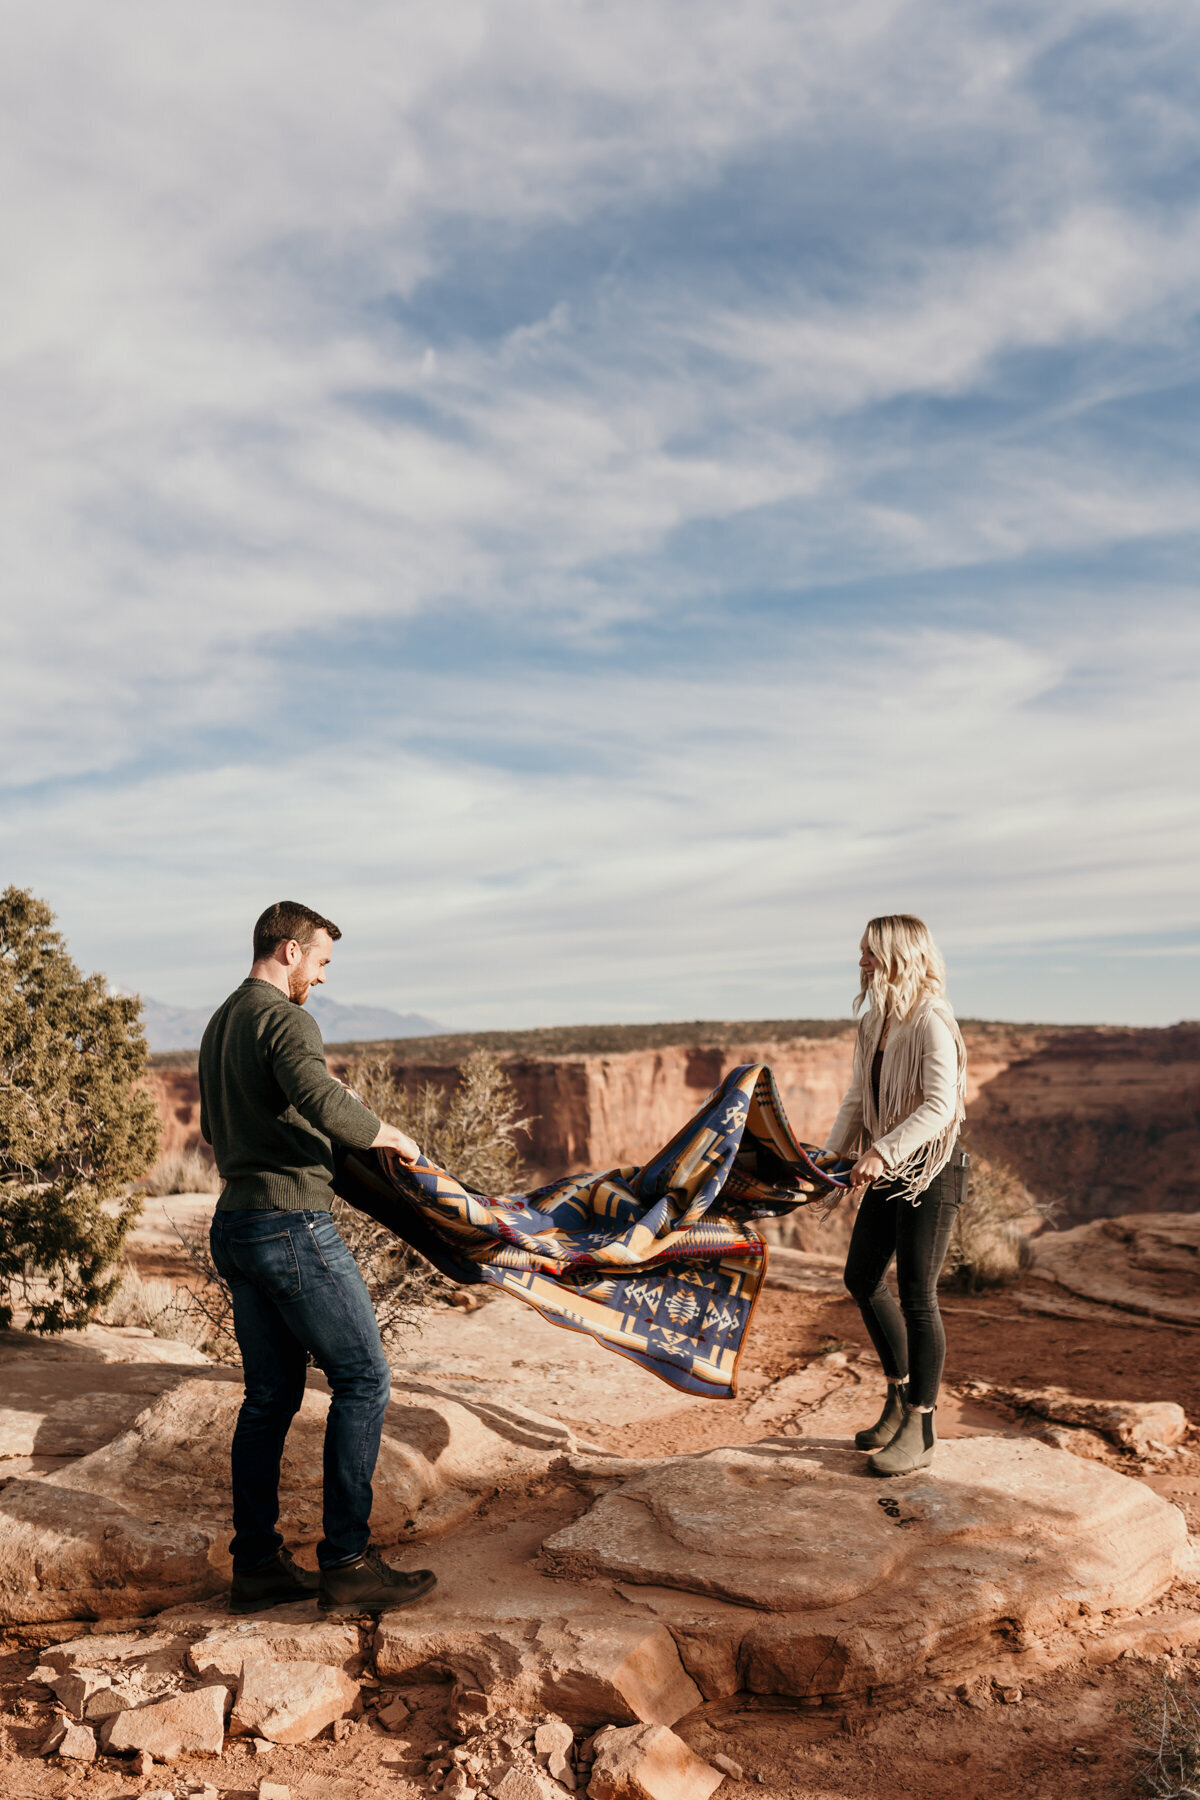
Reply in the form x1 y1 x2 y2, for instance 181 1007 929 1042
842 1146 968 1409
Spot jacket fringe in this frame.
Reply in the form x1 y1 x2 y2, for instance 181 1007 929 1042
838 996 966 1205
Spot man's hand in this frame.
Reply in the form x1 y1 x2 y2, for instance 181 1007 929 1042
370 1122 422 1165
848 1147 886 1196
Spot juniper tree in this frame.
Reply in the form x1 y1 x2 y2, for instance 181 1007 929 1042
0 886 160 1331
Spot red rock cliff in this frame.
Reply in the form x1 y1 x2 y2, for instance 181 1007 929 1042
145 1020 1200 1228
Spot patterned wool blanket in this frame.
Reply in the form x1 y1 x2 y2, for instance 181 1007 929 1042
334 1063 853 1399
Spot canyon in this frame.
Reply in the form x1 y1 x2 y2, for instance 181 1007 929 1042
147 1017 1200 1227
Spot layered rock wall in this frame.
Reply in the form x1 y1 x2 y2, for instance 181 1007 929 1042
145 1021 1200 1226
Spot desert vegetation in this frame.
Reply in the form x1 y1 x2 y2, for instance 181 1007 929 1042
139 1146 220 1196
0 885 159 1332
331 1047 530 1338
1121 1666 1200 1798
165 1046 530 1353
941 1149 1050 1291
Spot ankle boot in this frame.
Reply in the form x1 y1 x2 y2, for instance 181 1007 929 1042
867 1406 936 1476
854 1382 908 1450
319 1545 437 1616
229 1546 319 1615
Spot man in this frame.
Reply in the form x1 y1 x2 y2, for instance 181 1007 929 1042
200 900 437 1616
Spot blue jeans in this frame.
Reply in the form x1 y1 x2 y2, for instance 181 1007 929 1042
209 1209 392 1572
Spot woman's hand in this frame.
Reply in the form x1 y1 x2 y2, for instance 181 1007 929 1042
849 1148 886 1195
371 1122 422 1165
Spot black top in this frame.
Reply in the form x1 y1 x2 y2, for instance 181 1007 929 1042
199 978 381 1213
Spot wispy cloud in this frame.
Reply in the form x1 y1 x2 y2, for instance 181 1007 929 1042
2 0 1198 1024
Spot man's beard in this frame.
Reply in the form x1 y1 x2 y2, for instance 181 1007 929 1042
288 970 311 1005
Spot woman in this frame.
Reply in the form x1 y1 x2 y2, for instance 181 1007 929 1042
825 914 969 1476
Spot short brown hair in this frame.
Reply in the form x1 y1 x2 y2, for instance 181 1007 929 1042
253 901 342 961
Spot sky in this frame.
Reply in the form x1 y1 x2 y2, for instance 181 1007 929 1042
3 0 1199 1029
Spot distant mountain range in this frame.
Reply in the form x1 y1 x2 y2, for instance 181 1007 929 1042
137 993 448 1053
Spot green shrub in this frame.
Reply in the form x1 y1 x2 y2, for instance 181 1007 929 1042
0 886 160 1332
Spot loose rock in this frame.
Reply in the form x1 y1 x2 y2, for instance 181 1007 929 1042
101 1684 226 1760
231 1654 359 1744
375 1613 700 1727
587 1723 724 1800
449 1684 493 1736
85 1687 130 1721
493 1768 567 1799
378 1691 413 1731
711 1752 743 1779
50 1665 111 1714
41 1716 97 1761
536 1715 575 1757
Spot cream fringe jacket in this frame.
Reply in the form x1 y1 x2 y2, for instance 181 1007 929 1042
825 997 967 1202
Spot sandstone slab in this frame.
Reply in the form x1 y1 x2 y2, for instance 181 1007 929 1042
375 1611 700 1727
541 1436 1194 1700
0 1476 217 1624
101 1684 226 1759
43 1371 590 1570
1031 1214 1200 1326
963 1379 1188 1454
187 1617 362 1682
587 1723 723 1800
231 1655 359 1743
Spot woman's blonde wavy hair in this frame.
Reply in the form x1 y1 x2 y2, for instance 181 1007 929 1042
853 913 947 1021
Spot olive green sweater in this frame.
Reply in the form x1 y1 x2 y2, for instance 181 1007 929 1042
199 978 381 1213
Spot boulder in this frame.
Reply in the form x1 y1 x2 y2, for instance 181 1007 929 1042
1031 1214 1200 1326
541 1436 1193 1700
230 1654 359 1744
0 1477 217 1624
0 1363 595 1621
374 1611 701 1728
587 1723 724 1800
101 1684 226 1759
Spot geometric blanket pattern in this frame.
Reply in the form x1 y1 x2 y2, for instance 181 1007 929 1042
334 1063 853 1399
